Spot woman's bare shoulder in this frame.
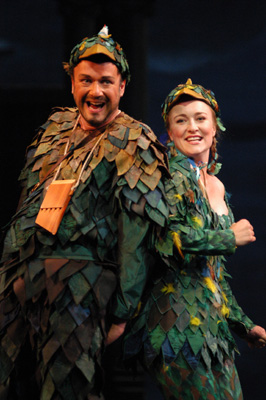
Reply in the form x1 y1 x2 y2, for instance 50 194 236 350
209 174 225 194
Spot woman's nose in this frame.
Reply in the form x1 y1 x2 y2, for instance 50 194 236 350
188 119 198 131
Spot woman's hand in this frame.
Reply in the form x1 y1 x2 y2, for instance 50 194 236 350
245 326 266 349
230 219 256 246
105 322 127 346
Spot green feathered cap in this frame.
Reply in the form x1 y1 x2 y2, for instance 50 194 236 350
66 25 131 83
162 79 225 131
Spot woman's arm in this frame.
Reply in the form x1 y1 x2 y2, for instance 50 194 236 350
220 274 266 347
160 162 255 257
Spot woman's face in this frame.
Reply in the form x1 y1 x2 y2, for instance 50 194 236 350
167 100 216 164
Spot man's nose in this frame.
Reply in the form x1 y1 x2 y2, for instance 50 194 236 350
90 81 102 96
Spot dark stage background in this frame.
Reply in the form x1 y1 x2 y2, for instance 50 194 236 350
0 1 265 399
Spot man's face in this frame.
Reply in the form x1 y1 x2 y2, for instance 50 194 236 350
71 60 126 130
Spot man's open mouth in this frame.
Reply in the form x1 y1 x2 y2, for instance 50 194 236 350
87 101 105 110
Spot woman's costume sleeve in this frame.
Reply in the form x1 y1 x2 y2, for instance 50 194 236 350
220 271 255 336
156 155 236 258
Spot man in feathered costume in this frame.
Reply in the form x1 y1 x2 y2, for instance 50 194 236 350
0 26 169 399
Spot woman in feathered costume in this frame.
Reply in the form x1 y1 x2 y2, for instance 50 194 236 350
125 79 266 399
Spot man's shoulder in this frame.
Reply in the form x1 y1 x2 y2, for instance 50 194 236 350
26 107 78 155
115 112 158 142
112 112 168 163
105 113 170 227
48 107 79 124
107 112 169 179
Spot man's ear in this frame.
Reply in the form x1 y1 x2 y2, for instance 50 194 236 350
120 79 126 97
71 75 74 94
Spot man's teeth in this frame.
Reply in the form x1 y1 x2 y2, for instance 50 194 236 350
89 102 104 109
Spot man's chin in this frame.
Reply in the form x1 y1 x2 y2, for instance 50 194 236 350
80 114 105 130
88 118 103 127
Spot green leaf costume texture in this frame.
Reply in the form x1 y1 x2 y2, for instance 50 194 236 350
0 108 169 399
124 149 255 400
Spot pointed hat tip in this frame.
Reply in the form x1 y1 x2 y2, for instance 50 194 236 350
98 25 109 37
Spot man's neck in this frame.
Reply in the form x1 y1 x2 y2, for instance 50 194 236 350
79 110 121 132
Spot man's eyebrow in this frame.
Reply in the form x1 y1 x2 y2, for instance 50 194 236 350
78 74 115 80
100 75 115 80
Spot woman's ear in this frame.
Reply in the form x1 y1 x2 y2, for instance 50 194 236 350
168 132 173 142
212 115 217 138
168 130 173 141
